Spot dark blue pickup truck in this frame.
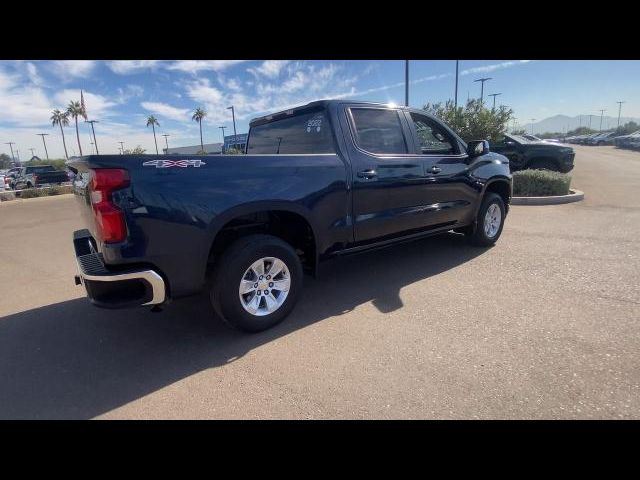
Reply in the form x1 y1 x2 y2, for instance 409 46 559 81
69 100 512 332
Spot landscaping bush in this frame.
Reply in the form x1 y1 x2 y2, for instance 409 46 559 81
512 169 572 197
18 188 47 199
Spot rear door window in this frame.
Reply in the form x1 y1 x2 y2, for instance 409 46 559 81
247 110 334 154
350 108 408 155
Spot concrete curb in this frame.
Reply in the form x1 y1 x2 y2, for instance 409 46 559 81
511 189 584 206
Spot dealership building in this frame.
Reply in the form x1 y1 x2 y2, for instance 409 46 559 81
163 133 248 155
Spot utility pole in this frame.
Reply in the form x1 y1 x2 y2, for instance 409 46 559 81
4 142 16 162
616 101 625 129
530 119 536 134
162 134 170 154
36 133 49 160
474 77 492 105
118 141 125 154
90 142 95 154
405 60 409 107
454 60 459 108
227 106 237 141
488 93 502 110
219 126 227 142
85 120 99 154
598 109 606 132
589 114 593 130
29 148 36 158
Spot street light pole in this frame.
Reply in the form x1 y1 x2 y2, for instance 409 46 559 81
85 120 99 154
219 126 227 142
589 115 593 130
36 133 49 160
488 93 502 110
530 119 536 134
405 60 409 107
474 77 492 105
227 106 237 140
454 60 459 108
4 142 15 162
118 142 125 154
29 148 36 158
162 134 170 154
616 101 625 129
598 109 606 132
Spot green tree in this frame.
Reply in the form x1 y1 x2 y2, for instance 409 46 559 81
66 100 86 156
614 121 639 136
0 153 12 169
123 146 147 154
566 126 596 136
51 109 70 160
146 115 160 154
192 107 207 151
225 147 244 155
422 99 514 143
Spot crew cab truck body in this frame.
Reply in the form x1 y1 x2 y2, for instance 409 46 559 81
12 165 69 189
69 100 512 332
490 133 575 173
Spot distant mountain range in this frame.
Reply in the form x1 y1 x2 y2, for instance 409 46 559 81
521 115 640 134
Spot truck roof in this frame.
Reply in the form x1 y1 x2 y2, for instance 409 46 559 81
249 99 411 127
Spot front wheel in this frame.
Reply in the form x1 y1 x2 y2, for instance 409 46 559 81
210 234 303 333
467 193 506 247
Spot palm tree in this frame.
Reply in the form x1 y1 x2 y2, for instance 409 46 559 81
146 115 160 154
192 107 207 151
51 109 70 160
66 100 85 156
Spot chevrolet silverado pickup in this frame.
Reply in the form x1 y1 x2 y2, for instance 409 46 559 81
69 100 512 332
490 133 575 173
12 165 69 189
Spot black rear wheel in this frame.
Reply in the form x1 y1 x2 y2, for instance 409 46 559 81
209 234 303 333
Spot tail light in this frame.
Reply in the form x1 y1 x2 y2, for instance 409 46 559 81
89 168 130 243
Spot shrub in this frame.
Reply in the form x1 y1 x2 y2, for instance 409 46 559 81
512 169 572 197
18 188 46 199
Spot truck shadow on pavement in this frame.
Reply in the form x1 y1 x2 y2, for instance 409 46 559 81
0 233 486 419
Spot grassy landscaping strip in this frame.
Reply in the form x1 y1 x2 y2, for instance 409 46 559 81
0 185 73 202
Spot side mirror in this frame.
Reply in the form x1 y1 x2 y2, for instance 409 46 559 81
467 140 490 158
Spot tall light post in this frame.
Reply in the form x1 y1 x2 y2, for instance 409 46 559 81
4 142 16 162
530 119 536 134
162 134 170 154
36 133 49 160
118 141 125 154
90 142 95 154
29 148 36 158
616 101 625 129
85 120 99 154
598 109 606 132
589 114 593 130
227 106 237 141
219 125 227 142
474 77 492 105
488 93 502 110
405 60 409 107
454 60 459 108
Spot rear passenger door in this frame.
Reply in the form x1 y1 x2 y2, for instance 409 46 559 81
340 105 432 244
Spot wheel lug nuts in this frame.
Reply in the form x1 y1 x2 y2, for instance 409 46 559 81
259 275 263 280
264 290 269 295
266 275 271 280
254 283 258 288
257 291 261 296
269 282 273 287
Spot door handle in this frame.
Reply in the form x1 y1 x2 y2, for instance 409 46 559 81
428 166 442 174
357 169 377 179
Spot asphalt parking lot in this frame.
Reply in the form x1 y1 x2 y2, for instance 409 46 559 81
0 145 638 419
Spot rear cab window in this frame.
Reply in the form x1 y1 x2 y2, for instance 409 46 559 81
247 109 335 154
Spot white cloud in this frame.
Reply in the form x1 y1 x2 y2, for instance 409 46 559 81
247 60 290 79
141 101 190 121
460 60 531 76
53 89 117 118
167 60 247 74
49 60 96 79
107 60 160 74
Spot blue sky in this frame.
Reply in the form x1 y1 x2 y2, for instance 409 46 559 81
1 60 639 158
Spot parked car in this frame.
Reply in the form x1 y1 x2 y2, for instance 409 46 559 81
490 133 575 173
0 173 6 191
12 165 69 189
614 130 640 149
68 100 513 333
587 132 617 146
3 167 21 189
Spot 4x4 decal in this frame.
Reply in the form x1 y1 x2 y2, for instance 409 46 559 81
143 159 207 168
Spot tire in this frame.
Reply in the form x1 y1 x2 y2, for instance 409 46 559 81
209 234 303 333
528 159 558 171
467 193 506 247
